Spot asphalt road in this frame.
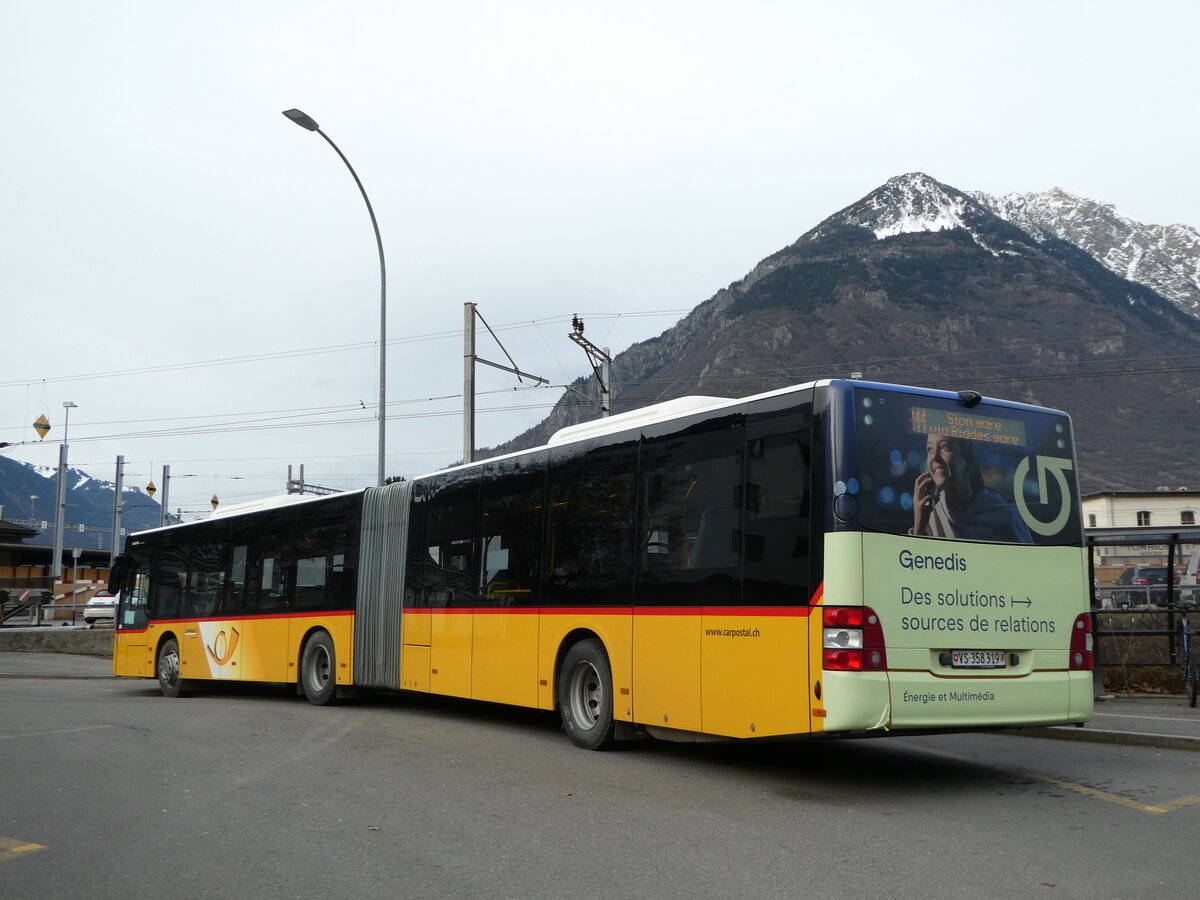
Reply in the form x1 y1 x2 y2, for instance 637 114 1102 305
3 667 1200 899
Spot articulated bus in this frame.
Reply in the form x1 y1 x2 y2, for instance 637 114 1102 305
111 379 1092 749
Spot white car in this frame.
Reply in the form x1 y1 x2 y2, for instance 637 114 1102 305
83 592 117 624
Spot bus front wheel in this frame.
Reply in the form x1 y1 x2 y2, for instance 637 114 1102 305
557 639 616 750
157 638 187 698
300 631 338 706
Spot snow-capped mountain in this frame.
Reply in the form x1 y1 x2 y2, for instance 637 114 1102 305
971 187 1200 318
805 172 1200 320
0 454 162 547
821 172 1036 256
489 171 1200 491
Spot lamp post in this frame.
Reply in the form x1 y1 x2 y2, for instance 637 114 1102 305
51 401 78 580
282 108 388 487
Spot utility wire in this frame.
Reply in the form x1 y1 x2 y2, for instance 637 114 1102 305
0 310 690 389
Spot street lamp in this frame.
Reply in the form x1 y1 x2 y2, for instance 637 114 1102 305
282 108 388 487
51 401 78 580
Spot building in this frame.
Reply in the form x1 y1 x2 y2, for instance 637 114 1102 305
1083 489 1199 531
0 517 42 569
1083 490 1200 577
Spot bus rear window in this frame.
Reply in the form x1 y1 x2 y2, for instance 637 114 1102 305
848 388 1081 546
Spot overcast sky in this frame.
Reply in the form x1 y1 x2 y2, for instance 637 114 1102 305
4 1 1197 519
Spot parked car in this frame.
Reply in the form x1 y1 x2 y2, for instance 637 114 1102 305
1109 566 1174 608
83 592 117 624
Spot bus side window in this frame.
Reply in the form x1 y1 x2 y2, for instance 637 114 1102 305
420 479 480 608
477 458 545 606
246 508 296 614
295 501 357 611
227 543 248 615
150 537 185 621
184 524 227 618
744 431 811 605
546 440 636 607
637 420 742 606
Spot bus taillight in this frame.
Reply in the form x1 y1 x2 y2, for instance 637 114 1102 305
823 606 887 671
1069 613 1093 670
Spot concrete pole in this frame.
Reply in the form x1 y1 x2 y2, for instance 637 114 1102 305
51 441 69 580
110 455 124 564
464 302 476 464
160 465 170 527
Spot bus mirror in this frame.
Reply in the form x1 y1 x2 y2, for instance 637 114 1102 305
107 554 129 595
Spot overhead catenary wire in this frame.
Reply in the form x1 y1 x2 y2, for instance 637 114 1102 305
0 310 692 390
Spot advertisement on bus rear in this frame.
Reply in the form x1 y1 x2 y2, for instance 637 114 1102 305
845 386 1082 547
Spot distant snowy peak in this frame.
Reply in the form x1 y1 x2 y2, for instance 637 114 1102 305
816 172 1038 259
973 187 1200 316
23 460 109 490
809 173 1200 320
833 173 975 239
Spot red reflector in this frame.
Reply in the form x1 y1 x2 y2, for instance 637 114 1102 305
823 649 863 671
823 607 864 627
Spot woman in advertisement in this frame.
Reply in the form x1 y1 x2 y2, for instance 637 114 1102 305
912 431 1033 543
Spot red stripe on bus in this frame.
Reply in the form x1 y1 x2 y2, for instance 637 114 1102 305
401 606 811 617
143 609 354 626
137 604 818 625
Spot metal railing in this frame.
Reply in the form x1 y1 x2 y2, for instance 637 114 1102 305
0 584 112 628
1088 528 1200 692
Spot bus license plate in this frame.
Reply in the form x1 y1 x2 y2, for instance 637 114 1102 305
950 650 1006 669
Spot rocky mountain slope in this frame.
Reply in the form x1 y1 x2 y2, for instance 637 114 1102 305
487 173 1200 493
974 187 1200 318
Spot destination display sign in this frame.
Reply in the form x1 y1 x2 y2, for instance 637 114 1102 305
908 406 1027 447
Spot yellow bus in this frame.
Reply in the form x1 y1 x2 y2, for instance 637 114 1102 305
111 379 1092 749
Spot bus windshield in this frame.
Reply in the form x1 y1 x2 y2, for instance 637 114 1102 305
846 385 1082 546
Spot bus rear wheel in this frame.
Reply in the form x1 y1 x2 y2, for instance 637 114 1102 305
300 631 338 706
557 638 616 750
157 638 187 698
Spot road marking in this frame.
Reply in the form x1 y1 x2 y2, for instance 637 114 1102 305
1155 793 1200 813
914 744 1193 815
0 836 47 863
0 724 112 742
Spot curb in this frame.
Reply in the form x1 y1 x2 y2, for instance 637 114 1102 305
1006 725 1200 753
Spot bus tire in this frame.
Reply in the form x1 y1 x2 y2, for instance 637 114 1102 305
557 638 616 750
157 638 187 698
300 631 338 706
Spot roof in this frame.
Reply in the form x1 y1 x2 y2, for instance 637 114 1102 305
0 519 38 542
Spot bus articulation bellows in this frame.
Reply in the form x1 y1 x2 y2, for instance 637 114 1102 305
111 379 1092 749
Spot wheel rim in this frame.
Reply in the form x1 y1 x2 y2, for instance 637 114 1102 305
159 647 180 689
306 644 331 693
567 660 603 731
